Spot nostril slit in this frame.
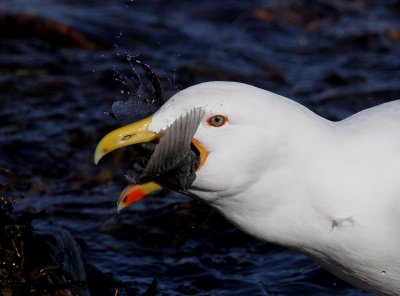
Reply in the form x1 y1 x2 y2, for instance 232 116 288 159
122 135 132 141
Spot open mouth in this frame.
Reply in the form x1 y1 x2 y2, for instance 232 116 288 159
94 108 208 211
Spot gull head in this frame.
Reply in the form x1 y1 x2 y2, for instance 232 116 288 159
94 81 303 210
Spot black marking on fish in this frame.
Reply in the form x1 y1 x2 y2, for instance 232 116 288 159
157 149 199 192
140 108 205 191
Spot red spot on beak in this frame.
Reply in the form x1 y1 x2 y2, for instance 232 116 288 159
126 189 145 204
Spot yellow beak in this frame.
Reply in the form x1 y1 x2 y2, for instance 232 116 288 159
94 116 158 165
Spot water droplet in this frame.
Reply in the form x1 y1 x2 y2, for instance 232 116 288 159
120 90 125 94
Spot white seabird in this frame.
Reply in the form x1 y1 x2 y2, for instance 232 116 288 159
95 81 400 295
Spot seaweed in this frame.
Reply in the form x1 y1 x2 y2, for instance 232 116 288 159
0 168 89 296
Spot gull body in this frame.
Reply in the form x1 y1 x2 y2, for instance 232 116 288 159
98 81 400 295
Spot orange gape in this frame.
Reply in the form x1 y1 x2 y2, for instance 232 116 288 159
192 138 209 171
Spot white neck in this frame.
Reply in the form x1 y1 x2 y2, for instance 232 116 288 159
202 111 400 294
210 112 336 249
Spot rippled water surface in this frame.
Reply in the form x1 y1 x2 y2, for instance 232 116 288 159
1 0 400 295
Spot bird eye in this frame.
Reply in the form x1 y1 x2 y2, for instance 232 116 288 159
207 115 228 127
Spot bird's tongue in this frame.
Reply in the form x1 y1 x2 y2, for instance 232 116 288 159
117 108 205 211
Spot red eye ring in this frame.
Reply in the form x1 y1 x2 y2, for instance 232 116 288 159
207 114 228 127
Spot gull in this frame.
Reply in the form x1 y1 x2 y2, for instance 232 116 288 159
95 81 400 295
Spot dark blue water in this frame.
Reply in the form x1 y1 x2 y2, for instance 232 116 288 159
1 0 399 295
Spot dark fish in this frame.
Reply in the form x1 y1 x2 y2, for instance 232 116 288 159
140 108 205 191
112 62 203 191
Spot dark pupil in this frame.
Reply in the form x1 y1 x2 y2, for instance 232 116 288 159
213 116 222 125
